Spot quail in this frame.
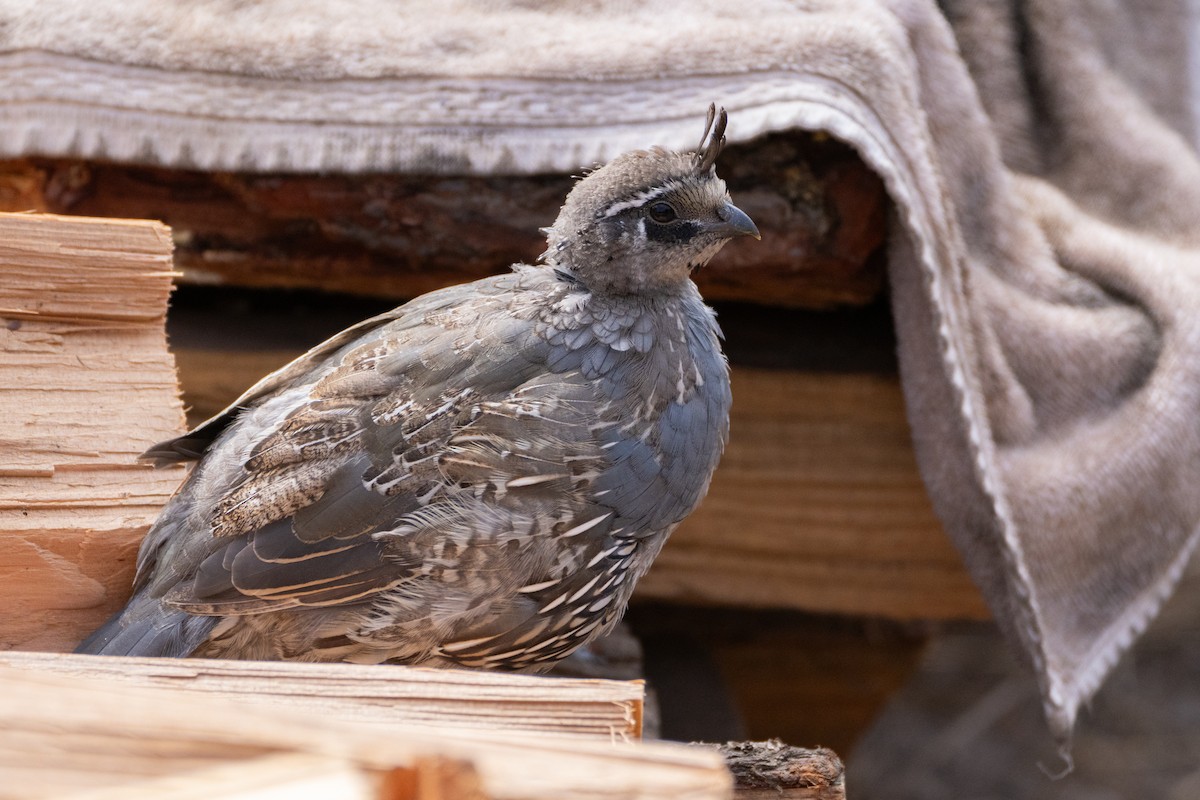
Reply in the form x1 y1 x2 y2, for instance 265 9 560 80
78 106 759 668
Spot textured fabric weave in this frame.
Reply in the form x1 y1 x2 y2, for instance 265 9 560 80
7 0 1200 739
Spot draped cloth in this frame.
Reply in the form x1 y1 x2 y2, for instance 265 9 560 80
5 0 1200 740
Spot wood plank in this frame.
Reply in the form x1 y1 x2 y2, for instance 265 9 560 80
0 131 887 309
0 651 643 742
61 754 399 800
0 664 731 800
0 212 187 652
643 368 989 620
173 339 987 621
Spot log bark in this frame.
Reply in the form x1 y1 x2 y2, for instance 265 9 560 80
714 740 845 800
0 131 887 309
0 212 187 652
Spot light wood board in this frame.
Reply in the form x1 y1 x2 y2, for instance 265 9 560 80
0 650 643 741
0 664 729 800
0 212 187 651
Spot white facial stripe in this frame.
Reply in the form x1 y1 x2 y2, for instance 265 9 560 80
601 179 686 218
602 187 667 218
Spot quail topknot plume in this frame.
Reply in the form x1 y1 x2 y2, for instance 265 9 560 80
78 105 760 667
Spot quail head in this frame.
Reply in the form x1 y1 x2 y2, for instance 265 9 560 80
78 106 760 668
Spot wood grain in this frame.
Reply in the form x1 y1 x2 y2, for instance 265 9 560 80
0 663 730 800
0 650 643 742
643 368 989 620
61 754 396 800
0 212 187 652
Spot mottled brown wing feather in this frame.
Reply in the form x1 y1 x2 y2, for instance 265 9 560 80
160 271 609 620
141 280 488 466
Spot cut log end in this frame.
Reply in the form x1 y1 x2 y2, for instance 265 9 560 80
0 211 186 653
711 739 845 800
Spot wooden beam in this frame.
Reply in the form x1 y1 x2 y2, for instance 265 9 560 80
0 212 187 652
0 664 730 800
0 131 887 309
0 650 643 742
643 368 988 620
62 754 400 800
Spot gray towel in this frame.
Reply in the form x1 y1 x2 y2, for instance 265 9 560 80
4 0 1199 742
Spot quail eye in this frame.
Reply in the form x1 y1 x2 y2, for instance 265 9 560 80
647 201 678 224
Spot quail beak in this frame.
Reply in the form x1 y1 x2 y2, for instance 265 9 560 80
711 202 761 240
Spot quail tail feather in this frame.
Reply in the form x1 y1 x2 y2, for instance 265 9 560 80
76 594 217 657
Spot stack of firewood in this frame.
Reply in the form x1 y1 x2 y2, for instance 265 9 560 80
0 210 848 799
